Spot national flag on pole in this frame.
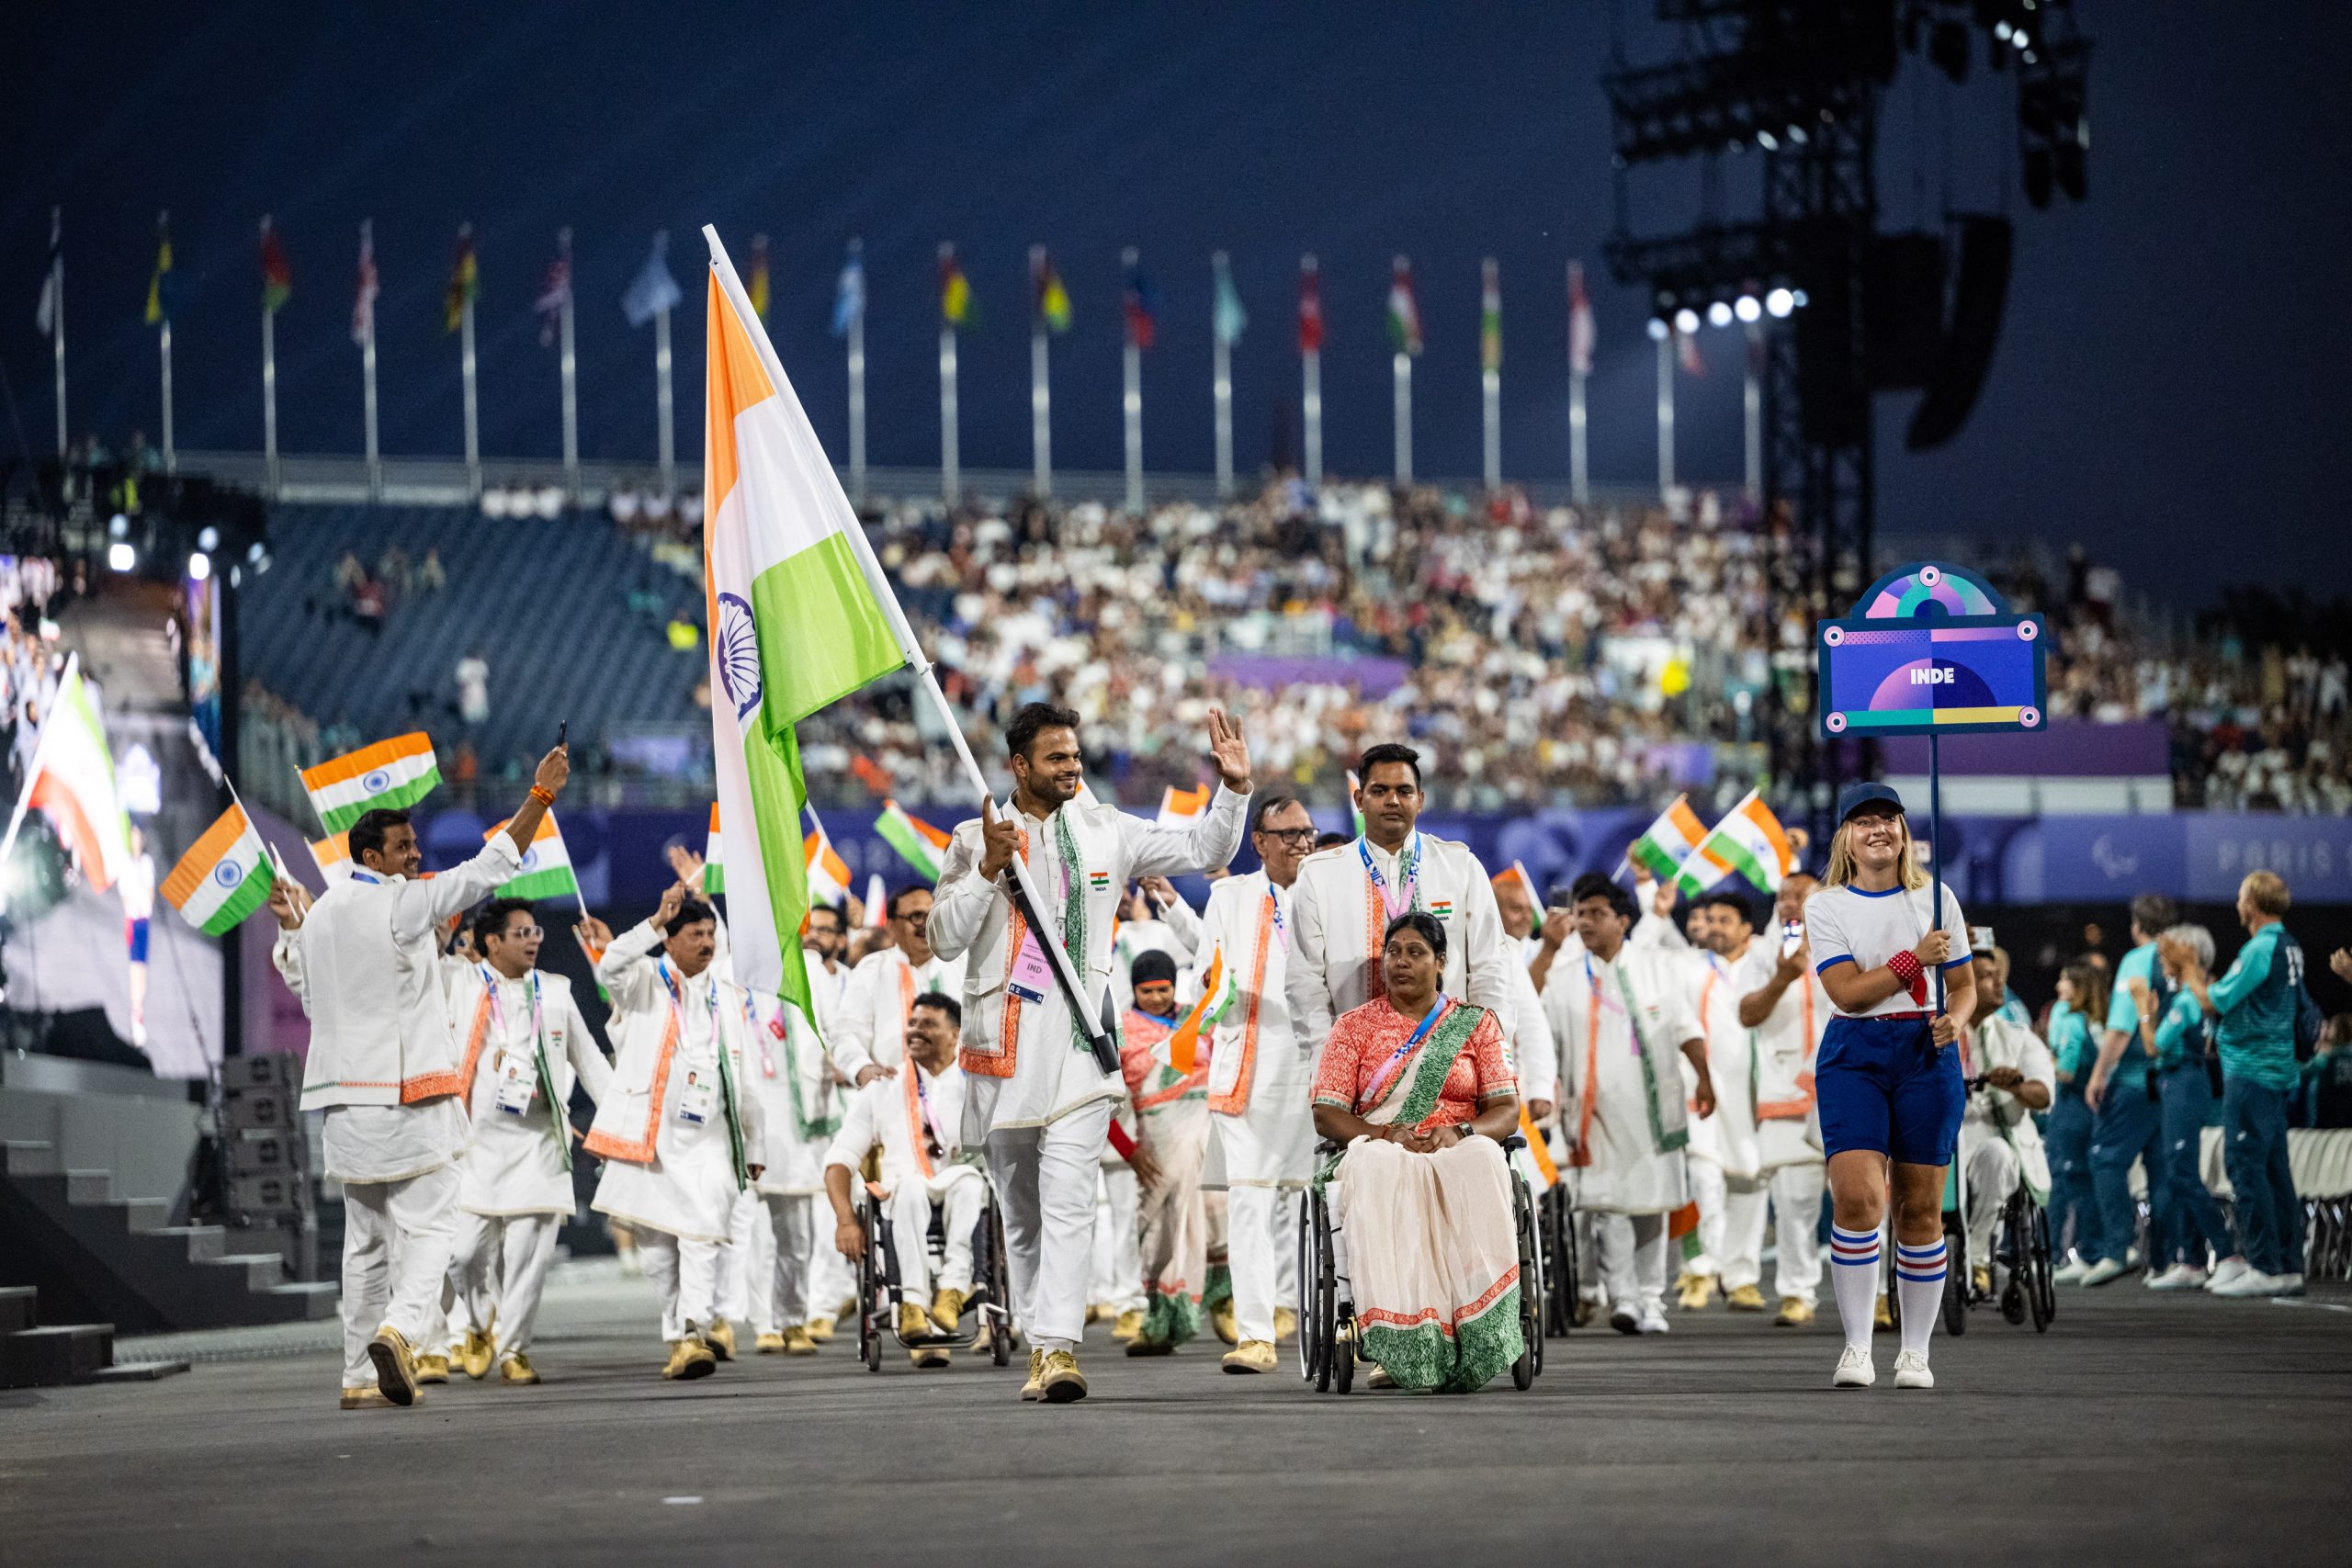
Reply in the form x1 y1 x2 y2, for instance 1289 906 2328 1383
875 799 950 881
351 220 378 344
535 229 572 348
1156 784 1209 829
310 831 351 885
1159 947 1238 1075
1345 769 1366 839
1122 251 1156 350
937 243 971 328
443 223 478 332
145 211 175 326
804 824 851 908
1297 254 1323 352
21 659 134 892
162 804 277 935
1567 260 1596 376
1386 255 1422 356
623 231 683 327
745 233 771 321
1480 257 1502 374
259 216 292 314
300 733 439 834
1033 247 1071 333
862 872 887 930
481 812 579 900
36 207 62 337
1673 789 1795 897
1628 795 1707 882
703 803 725 895
832 240 865 336
703 234 906 1007
1213 252 1247 346
1677 323 1705 378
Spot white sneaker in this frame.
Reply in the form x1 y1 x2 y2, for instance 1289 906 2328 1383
2079 1257 2133 1288
1636 1303 1670 1336
1610 1302 1642 1336
1893 1348 1935 1389
2147 1264 2207 1292
2204 1257 2249 1292
2275 1272 2306 1298
1833 1346 1875 1388
2211 1268 2290 1298
2052 1252 2089 1286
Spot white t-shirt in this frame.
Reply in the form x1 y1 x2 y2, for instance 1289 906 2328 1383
1803 882 1968 1019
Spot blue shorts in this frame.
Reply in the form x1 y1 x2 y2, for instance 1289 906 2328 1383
1816 1013 1962 1167
126 919 151 964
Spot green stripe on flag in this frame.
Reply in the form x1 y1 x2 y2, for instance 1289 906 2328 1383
748 717 818 1017
1630 835 1682 882
196 861 276 935
705 863 725 896
316 768 441 834
750 536 903 727
1676 833 1775 898
499 865 579 901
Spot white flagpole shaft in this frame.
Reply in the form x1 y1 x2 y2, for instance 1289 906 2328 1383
940 327 959 504
1482 368 1501 490
1213 333 1233 500
1656 333 1674 494
1303 348 1322 487
560 277 580 503
461 296 481 495
1569 369 1589 505
362 320 381 500
847 309 867 503
655 306 675 500
160 322 176 477
1031 324 1051 498
51 254 66 461
261 307 279 498
1743 321 1763 502
1392 353 1411 484
1123 340 1143 513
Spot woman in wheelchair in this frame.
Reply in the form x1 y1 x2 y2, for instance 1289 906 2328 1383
824 993 988 1369
1310 911 1524 1393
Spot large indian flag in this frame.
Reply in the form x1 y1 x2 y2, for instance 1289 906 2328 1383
875 799 949 882
301 733 439 834
702 228 904 1007
1673 789 1795 897
20 657 134 892
481 812 579 901
161 802 276 935
1628 795 1706 882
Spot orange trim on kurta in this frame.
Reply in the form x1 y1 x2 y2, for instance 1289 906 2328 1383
454 987 495 1118
1755 971 1820 1122
581 1002 681 1164
902 1055 937 1181
1569 967 1603 1168
960 831 1035 1081
1208 894 1276 1117
400 1070 463 1104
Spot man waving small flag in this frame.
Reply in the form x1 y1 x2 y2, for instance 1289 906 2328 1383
162 803 277 935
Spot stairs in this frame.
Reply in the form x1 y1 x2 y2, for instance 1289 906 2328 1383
0 1281 187 1389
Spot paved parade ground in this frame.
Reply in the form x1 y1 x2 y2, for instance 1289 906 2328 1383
5 1265 2348 1566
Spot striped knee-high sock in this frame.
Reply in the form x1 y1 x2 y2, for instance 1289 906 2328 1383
1894 1237 1948 1356
1828 1225 1881 1351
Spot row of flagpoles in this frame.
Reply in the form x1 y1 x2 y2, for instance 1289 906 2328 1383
34 209 1770 509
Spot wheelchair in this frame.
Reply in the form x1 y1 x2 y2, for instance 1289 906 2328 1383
1538 1182 1580 1337
1295 1132 1545 1393
1889 1150 2055 1337
854 1165 1015 1371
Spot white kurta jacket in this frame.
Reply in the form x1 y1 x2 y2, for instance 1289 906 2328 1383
444 963 610 1215
1547 946 1701 1214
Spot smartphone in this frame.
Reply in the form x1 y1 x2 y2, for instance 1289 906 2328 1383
1781 919 1804 956
557 718 568 750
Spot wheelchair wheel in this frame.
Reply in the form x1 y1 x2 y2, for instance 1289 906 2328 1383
857 1208 884 1372
1296 1190 1325 1384
1544 1187 1579 1337
982 1201 1012 1366
1311 1190 1342 1394
1939 1214 1968 1337
2027 1199 2057 1333
1511 1173 1540 1389
1996 1191 2030 1325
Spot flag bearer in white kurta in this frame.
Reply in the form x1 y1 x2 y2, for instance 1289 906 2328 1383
582 884 765 1381
1736 870 1833 1325
928 701 1251 1404
441 897 611 1385
268 746 571 1410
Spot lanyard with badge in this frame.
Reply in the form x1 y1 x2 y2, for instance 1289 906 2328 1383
1363 996 1447 1107
660 959 723 1125
481 964 546 1116
1360 832 1423 920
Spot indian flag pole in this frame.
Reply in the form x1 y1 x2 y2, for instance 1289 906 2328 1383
700 224 1115 1070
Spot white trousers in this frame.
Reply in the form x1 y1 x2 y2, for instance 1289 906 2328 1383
1594 1211 1670 1313
888 1168 988 1300
637 1228 722 1342
758 1195 816 1332
718 1190 769 1327
1089 1164 1145 1314
1227 1184 1301 1344
1768 1163 1826 1305
1963 1141 2020 1267
808 1221 855 1319
340 1164 459 1388
987 1099 1114 1354
447 1211 561 1360
1699 1162 1771 1291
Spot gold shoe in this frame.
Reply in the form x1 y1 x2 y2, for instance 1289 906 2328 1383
705 1319 737 1362
897 1301 934 1341
663 1336 718 1381
754 1332 787 1354
929 1287 968 1334
1874 1293 1894 1331
1973 1266 1994 1296
836 1295 857 1321
806 1315 836 1344
1082 1303 1104 1325
1221 1339 1278 1374
367 1325 420 1406
1572 1296 1600 1328
499 1352 540 1386
459 1328 495 1381
1111 1308 1145 1342
1021 1348 1046 1401
1366 1365 1396 1390
1210 1299 1238 1346
1037 1348 1088 1404
1725 1283 1769 1313
782 1325 818 1356
1674 1272 1715 1311
1125 1334 1177 1358
1272 1306 1298 1342
910 1344 953 1369
413 1353 451 1385
1774 1296 1815 1327
339 1385 409 1410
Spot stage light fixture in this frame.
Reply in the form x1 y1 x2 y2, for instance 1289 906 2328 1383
187 551 210 581
1994 20 2011 39
1791 289 1810 309
1765 288 1795 318
198 525 220 550
1674 307 1701 334
1757 129 1779 151
108 513 129 539
1647 317 1670 341
1736 295 1763 323
107 542 136 572
1707 301 1734 328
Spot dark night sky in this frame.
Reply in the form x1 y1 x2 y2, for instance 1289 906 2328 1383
4 2 2347 605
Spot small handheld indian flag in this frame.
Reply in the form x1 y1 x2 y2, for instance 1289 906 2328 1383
310 832 351 885
481 812 578 901
704 803 725 896
863 872 888 930
1156 784 1209 829
1628 795 1706 883
1345 770 1365 839
1672 789 1794 897
300 733 439 834
875 798 949 881
161 803 277 935
1157 947 1238 1075
803 822 851 908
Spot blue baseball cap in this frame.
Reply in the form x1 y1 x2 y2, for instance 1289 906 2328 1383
1835 781 1907 824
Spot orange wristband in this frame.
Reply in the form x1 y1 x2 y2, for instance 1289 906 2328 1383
529 785 555 807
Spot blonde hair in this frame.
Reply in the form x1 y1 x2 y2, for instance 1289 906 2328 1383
1824 812 1928 891
2241 870 2291 918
